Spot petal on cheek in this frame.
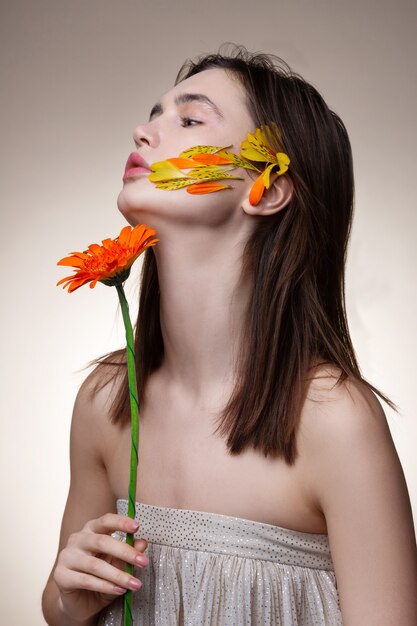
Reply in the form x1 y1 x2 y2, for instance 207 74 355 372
186 183 232 194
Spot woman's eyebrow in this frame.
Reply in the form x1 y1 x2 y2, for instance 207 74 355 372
149 103 162 120
175 93 224 119
149 93 224 121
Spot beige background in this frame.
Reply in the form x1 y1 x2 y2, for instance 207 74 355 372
1 0 416 623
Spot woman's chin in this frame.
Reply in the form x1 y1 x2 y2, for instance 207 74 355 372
117 187 153 225
117 185 180 224
117 183 236 230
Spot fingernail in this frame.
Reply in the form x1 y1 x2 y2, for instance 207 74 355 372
130 578 142 590
128 520 140 531
135 554 149 566
114 586 126 594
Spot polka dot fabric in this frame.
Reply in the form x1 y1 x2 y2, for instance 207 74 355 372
98 500 343 625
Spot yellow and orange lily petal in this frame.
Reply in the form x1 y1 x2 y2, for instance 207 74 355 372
149 154 243 192
179 144 231 158
147 125 290 204
57 224 159 293
248 173 268 207
240 125 290 206
148 145 234 185
187 182 232 194
248 155 291 207
148 143 253 194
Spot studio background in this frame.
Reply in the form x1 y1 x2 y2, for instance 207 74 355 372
1 1 416 624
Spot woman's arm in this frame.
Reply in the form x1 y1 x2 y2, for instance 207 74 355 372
302 374 417 626
41 371 148 626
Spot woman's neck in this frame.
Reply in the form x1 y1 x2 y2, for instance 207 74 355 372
153 220 253 401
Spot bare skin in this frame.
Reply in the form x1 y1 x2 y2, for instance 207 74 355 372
105 366 328 533
42 68 417 626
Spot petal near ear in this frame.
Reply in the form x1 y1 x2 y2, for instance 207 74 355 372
248 173 266 206
243 173 293 216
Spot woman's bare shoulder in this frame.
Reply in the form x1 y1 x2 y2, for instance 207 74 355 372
71 354 127 452
304 362 388 428
296 362 394 508
75 352 126 414
299 366 417 624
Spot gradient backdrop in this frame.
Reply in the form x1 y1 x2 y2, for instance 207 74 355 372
1 1 416 623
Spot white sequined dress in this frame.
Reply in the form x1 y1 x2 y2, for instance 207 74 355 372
98 499 343 625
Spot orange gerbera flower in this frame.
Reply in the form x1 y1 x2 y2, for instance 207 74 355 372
57 224 158 292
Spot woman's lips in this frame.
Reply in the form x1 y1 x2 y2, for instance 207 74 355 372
123 152 151 181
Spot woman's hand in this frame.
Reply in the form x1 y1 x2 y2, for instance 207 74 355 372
53 513 149 623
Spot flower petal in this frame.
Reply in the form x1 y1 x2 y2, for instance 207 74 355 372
147 129 290 201
190 153 233 165
167 157 201 169
128 224 146 248
187 165 239 180
249 173 266 206
57 256 86 268
118 225 132 246
262 163 276 189
179 145 229 158
276 152 290 174
155 178 197 190
149 160 186 182
87 243 103 254
241 128 275 162
218 151 260 171
186 182 232 194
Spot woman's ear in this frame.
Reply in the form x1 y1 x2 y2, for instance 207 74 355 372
242 173 293 216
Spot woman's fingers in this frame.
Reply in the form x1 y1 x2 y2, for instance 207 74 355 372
52 513 150 623
134 537 148 552
84 513 139 535
58 552 143 593
55 513 150 599
57 567 130 597
68 529 149 568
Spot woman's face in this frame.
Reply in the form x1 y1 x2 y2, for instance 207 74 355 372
117 68 256 229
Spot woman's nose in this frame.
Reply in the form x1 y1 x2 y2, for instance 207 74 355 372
132 121 159 149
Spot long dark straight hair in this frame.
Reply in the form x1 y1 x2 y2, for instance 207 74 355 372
94 46 395 465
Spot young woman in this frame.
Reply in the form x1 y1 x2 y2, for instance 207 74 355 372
42 48 417 625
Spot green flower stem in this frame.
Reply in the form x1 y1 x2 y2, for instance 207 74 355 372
116 283 139 626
